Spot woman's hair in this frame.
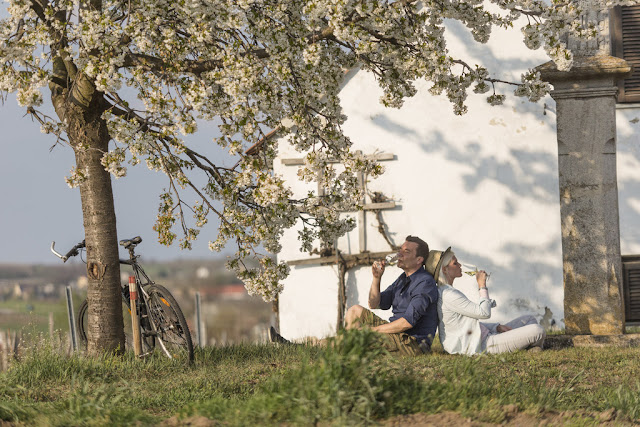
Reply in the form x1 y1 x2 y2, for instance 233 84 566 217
438 250 455 286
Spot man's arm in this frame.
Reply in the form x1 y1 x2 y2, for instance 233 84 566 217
368 260 385 309
372 317 412 334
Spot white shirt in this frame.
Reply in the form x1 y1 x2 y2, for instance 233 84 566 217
437 284 492 355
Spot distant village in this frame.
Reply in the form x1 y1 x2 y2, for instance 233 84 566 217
0 258 273 345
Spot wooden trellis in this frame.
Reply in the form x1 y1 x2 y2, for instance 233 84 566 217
281 151 398 331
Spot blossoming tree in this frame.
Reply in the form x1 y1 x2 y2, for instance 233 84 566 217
0 0 631 354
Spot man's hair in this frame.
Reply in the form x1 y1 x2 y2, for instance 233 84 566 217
405 235 429 265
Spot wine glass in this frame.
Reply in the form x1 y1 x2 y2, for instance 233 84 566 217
462 263 490 281
385 254 398 266
462 263 495 307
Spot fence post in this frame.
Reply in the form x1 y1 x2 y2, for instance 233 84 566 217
49 312 54 339
129 276 142 357
0 331 7 371
195 291 203 347
65 286 77 352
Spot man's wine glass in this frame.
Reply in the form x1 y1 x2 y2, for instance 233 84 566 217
385 254 398 266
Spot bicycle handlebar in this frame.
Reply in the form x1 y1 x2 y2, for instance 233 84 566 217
51 240 86 262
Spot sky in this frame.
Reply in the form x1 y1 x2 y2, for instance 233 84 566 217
0 3 239 265
0 98 235 265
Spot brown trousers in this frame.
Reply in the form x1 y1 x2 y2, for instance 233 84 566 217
357 308 426 356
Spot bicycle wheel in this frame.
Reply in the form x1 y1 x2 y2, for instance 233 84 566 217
77 299 89 344
145 284 194 363
77 295 155 353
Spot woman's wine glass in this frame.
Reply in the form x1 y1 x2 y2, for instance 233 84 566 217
462 263 490 281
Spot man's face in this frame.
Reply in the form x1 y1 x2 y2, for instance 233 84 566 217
397 241 422 271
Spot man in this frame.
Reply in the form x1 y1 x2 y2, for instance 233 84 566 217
270 236 439 355
344 235 438 355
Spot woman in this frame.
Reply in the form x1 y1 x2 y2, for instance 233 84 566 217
425 247 545 355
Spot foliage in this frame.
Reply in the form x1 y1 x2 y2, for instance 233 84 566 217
1 0 637 300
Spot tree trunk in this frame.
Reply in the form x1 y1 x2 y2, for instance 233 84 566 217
66 100 125 355
38 0 124 355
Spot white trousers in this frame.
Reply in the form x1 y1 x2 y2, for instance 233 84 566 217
482 315 546 354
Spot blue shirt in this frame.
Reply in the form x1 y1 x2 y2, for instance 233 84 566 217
379 266 438 345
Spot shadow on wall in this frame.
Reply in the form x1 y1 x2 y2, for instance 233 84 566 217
617 115 640 254
366 112 562 324
444 18 547 82
411 129 559 206
453 237 563 322
345 268 360 313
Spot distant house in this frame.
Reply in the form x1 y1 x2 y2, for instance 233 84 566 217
196 267 210 279
198 284 249 301
269 6 640 341
12 284 23 299
76 276 88 290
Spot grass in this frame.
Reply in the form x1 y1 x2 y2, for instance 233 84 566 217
0 294 85 334
1 329 640 425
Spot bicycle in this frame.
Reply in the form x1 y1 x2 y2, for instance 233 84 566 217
51 236 194 363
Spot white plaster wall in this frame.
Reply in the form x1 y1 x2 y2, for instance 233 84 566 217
274 17 640 341
278 265 340 339
616 106 640 256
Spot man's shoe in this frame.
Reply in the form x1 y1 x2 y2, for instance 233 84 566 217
269 326 290 344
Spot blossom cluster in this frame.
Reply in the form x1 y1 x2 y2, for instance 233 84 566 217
0 0 633 301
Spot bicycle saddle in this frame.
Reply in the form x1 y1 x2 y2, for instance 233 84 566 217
119 236 142 249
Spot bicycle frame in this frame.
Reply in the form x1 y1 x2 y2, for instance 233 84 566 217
120 258 153 300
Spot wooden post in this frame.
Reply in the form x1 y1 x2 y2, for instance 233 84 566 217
272 294 280 333
65 286 77 352
355 151 367 253
195 291 203 347
0 331 7 372
128 276 143 357
337 259 347 331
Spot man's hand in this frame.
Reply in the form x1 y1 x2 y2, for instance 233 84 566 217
369 260 385 309
372 260 385 279
496 324 512 333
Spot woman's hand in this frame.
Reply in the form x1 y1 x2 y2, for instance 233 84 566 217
476 270 488 289
496 324 513 333
372 260 385 279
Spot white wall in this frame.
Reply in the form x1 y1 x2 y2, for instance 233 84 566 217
617 106 640 256
274 18 640 341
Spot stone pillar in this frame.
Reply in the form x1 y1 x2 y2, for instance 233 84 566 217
538 55 631 335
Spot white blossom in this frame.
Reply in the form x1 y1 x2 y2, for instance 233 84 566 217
0 0 631 301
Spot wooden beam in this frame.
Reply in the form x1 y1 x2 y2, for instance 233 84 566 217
356 153 366 253
362 201 396 210
286 251 395 266
281 152 395 166
296 201 396 216
337 262 347 331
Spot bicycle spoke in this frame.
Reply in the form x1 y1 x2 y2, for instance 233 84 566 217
146 284 194 363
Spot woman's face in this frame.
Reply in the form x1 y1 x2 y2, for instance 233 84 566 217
444 256 462 280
